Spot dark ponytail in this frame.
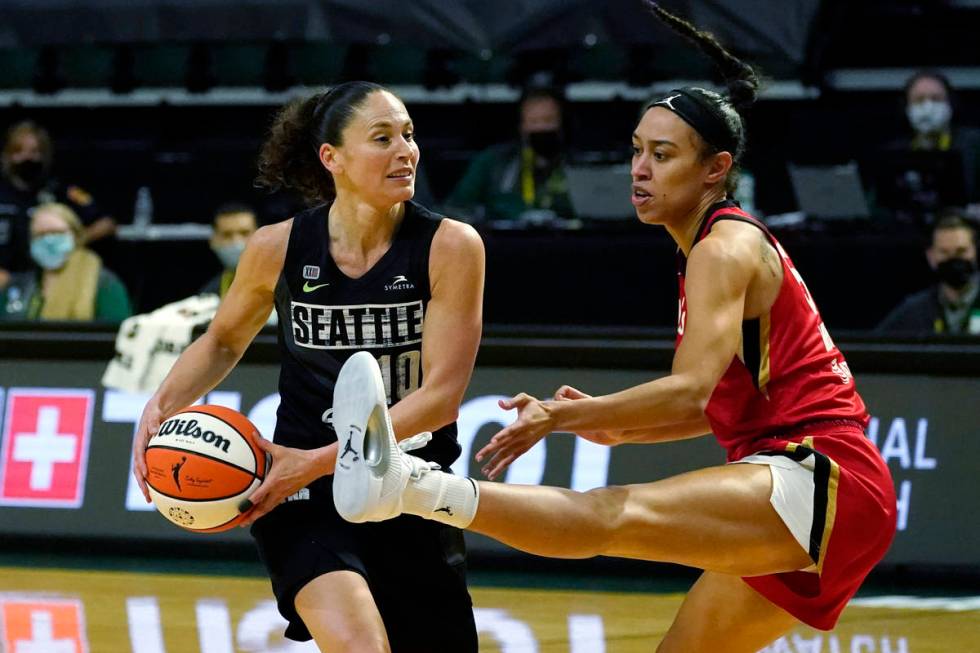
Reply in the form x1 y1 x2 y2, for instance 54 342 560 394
256 81 387 205
644 1 758 112
641 2 759 194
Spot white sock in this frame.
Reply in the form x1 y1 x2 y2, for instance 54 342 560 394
402 469 480 529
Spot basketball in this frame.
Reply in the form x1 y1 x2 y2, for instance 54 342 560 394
145 405 268 533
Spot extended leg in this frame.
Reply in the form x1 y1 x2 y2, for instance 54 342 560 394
468 464 811 576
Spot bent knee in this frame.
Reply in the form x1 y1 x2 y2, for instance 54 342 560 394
583 485 631 522
336 633 390 653
582 485 645 551
583 484 676 557
309 626 390 653
297 603 390 653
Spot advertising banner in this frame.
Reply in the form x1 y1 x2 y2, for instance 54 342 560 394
0 357 976 567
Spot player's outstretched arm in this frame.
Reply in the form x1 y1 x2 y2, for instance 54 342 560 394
132 221 288 502
478 228 757 479
551 385 711 445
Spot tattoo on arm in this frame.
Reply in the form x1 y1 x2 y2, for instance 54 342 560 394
759 234 779 278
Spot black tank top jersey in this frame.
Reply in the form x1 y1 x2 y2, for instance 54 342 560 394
272 200 460 468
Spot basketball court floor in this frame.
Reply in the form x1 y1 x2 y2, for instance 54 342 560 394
0 555 976 652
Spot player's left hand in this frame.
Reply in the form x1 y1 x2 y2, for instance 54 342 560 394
553 385 620 445
476 393 555 480
238 438 322 526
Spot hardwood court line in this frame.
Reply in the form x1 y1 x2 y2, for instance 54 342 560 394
849 595 980 611
1 566 978 653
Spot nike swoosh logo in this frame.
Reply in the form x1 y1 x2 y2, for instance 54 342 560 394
302 281 329 292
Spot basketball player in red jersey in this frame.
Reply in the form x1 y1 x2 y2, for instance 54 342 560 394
330 3 897 651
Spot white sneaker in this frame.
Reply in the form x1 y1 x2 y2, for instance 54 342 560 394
332 351 438 523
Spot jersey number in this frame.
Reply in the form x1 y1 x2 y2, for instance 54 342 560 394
377 351 421 403
778 243 835 352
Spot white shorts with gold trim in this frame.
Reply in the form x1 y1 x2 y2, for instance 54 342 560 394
732 452 819 571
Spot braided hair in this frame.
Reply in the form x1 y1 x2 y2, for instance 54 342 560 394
642 2 760 193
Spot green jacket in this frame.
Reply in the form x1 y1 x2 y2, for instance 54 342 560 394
446 142 575 221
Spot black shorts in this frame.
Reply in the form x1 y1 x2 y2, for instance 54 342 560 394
250 481 477 652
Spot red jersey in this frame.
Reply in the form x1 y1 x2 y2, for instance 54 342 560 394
677 201 895 631
676 201 868 460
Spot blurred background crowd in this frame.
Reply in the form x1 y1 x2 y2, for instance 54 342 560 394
0 0 977 337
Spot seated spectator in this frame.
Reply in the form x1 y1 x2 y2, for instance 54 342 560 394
199 202 257 299
0 202 131 323
871 71 980 223
103 203 269 393
0 121 117 288
446 84 575 222
878 211 978 335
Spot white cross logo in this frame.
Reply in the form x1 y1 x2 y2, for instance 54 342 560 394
14 610 77 653
12 407 77 491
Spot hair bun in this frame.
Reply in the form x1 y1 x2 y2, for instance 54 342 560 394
726 78 758 113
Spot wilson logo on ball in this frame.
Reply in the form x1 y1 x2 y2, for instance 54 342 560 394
158 418 231 453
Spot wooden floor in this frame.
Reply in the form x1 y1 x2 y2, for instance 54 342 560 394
0 566 977 652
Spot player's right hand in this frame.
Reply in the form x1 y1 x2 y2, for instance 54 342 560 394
478 393 554 480
133 398 164 503
553 385 620 446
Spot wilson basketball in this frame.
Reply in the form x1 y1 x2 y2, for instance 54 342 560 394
145 405 268 533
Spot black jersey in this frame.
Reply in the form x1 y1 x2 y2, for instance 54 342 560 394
272 200 460 468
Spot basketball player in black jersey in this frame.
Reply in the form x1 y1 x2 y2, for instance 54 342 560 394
132 82 484 652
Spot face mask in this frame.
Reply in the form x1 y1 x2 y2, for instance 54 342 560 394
213 240 246 270
10 159 45 187
906 100 951 134
935 257 977 290
30 232 74 270
526 130 563 160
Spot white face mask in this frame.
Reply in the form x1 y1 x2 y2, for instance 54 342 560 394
212 240 246 270
906 99 951 134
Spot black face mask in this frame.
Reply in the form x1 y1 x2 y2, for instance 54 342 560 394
936 257 978 290
10 159 45 187
526 130 563 160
